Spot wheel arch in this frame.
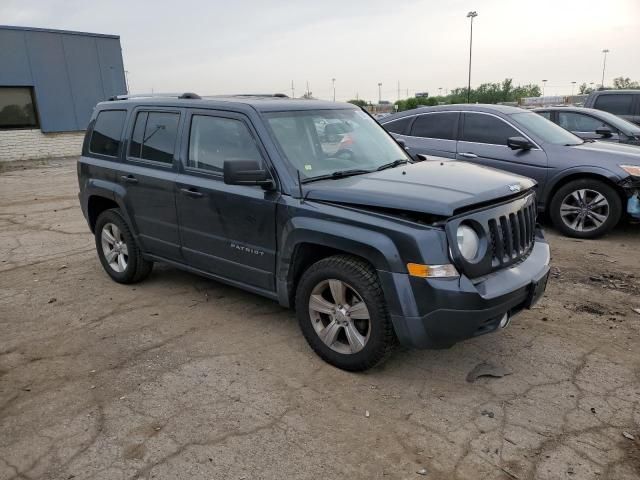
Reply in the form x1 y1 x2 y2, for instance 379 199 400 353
542 169 626 212
276 219 404 309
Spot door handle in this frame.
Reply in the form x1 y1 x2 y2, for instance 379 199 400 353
120 175 138 184
180 187 204 198
459 152 478 159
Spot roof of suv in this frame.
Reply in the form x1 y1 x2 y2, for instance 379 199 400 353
98 94 355 113
379 103 526 123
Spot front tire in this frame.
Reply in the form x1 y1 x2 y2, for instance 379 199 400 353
295 255 395 371
95 209 153 284
549 179 622 239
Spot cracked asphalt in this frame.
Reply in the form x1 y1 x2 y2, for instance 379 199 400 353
1 158 639 480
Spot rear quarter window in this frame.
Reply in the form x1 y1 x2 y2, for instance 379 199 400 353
594 94 634 116
89 110 127 157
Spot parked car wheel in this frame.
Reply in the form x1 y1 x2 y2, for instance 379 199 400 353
95 209 153 283
295 255 395 371
549 179 622 239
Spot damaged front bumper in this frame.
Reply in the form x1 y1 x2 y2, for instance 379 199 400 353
619 177 640 220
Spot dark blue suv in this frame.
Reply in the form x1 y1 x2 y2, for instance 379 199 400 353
380 104 640 238
78 94 550 371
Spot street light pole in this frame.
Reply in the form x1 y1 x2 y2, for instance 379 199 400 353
571 81 576 96
601 49 609 88
466 11 478 103
332 78 336 102
378 82 382 104
542 79 547 98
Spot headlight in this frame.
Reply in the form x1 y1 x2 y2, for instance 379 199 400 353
456 225 480 261
620 165 640 177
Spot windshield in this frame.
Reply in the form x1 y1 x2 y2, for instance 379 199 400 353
264 109 410 180
510 111 584 146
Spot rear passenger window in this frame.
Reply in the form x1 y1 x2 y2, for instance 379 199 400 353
594 94 633 116
410 112 458 140
383 116 413 135
537 111 551 120
461 113 519 145
129 111 179 163
89 110 126 157
187 115 262 172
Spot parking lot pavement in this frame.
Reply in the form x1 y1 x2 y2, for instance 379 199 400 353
1 158 639 480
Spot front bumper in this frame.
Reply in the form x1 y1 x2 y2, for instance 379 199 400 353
380 232 550 349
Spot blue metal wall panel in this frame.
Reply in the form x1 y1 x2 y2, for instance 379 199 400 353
95 38 127 99
0 26 126 132
62 36 106 129
25 31 78 132
0 30 33 85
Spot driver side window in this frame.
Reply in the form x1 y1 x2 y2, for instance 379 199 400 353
187 115 262 173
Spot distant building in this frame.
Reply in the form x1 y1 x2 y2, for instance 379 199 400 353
0 25 126 162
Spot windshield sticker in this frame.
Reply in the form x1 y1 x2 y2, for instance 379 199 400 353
304 164 313 171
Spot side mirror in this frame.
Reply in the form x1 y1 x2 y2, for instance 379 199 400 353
507 136 533 150
395 138 411 152
223 160 274 188
595 127 613 138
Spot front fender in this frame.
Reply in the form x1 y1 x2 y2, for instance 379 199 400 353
275 216 405 308
541 165 625 206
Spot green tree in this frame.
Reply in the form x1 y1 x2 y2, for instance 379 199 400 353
578 83 594 95
347 99 368 107
612 77 640 89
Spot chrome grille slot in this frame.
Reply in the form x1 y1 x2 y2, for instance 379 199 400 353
491 199 536 267
446 192 538 278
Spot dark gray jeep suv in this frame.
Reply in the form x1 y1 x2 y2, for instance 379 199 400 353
78 94 550 371
380 104 640 238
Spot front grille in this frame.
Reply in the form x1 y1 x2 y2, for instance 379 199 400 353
446 192 538 278
487 200 537 268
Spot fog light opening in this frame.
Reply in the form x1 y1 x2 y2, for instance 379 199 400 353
498 313 511 329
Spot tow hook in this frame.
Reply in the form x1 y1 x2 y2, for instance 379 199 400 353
498 312 511 329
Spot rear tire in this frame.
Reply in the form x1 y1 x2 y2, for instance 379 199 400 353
95 209 153 284
549 179 621 239
295 255 395 371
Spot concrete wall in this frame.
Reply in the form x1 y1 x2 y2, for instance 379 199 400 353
0 129 84 162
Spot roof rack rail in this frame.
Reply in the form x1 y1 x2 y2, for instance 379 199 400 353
206 93 289 99
108 92 201 101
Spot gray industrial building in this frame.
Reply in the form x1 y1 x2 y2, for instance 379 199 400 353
0 25 127 161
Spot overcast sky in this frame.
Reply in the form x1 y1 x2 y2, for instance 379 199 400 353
2 0 639 101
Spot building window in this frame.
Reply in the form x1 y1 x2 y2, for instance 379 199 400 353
0 87 39 129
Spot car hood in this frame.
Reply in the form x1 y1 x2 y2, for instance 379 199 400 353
303 160 536 217
571 141 640 159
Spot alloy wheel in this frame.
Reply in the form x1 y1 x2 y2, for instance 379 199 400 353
308 279 371 355
559 189 610 233
101 222 129 273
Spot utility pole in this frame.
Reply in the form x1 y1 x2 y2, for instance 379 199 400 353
542 79 547 98
378 83 382 104
291 80 295 98
466 11 478 103
397 81 400 101
601 49 609 88
571 81 576 96
332 78 336 102
306 81 310 97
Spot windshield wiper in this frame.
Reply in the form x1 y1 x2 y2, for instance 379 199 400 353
301 168 372 184
376 159 410 171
